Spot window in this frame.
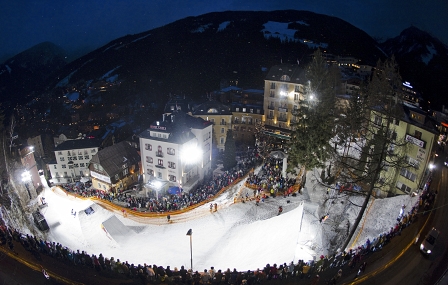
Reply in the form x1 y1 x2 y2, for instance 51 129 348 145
69 164 73 169
78 156 83 160
374 115 382 126
64 172 68 177
68 157 72 161
157 172 162 179
62 164 66 169
78 150 82 155
53 165 57 169
270 90 275 97
80 163 85 167
250 109 253 113
414 130 422 140
167 148 175 155
72 156 77 161
158 159 163 167
74 164 79 168
295 85 301 92
168 162 176 169
220 137 225 144
123 168 128 176
147 169 154 176
400 168 417 182
67 151 71 156
55 172 59 177
60 157 65 161
270 82 276 89
91 149 96 153
396 181 411 193
146 156 153 163
84 155 89 160
236 107 239 112
115 174 119 180
58 151 62 155
84 150 88 155
242 108 246 112
221 128 225 134
394 118 400 125
388 130 397 140
169 175 176 182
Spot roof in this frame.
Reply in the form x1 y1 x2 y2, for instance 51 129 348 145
90 141 140 177
163 95 195 114
402 102 438 134
139 111 213 144
265 64 306 84
192 100 232 115
55 139 102 151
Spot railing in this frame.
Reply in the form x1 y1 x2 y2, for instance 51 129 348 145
220 122 227 125
268 105 275 110
278 117 288 122
278 107 288 112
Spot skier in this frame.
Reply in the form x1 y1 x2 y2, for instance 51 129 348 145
40 265 50 279
210 203 213 211
355 262 367 278
278 206 283 215
214 203 217 212
167 215 171 223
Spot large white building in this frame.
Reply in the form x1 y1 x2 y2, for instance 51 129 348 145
48 139 101 184
139 111 213 191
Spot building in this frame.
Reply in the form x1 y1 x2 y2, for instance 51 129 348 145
192 100 232 152
263 64 307 137
231 89 264 146
89 141 141 193
139 111 213 192
373 103 438 196
19 146 40 195
48 139 101 184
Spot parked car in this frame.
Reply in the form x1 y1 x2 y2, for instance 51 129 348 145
420 227 440 254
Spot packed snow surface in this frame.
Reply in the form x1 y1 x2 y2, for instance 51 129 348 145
38 167 417 272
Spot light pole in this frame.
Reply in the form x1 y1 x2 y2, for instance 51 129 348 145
22 171 32 199
186 229 193 271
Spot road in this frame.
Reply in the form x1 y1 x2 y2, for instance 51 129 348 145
339 154 448 285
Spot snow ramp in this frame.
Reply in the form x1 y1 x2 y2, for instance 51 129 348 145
102 215 135 244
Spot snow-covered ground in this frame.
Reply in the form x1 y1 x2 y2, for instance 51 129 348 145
36 166 417 272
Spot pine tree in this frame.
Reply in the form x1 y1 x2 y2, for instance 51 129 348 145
223 130 237 170
336 57 411 251
288 49 340 173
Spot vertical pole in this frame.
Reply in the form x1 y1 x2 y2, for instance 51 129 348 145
190 234 193 271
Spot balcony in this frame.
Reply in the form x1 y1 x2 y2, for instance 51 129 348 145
278 117 288 122
278 107 288 112
220 122 227 125
268 105 275 110
267 115 274 120
156 151 164 158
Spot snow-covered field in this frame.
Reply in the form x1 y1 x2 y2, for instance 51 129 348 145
36 167 417 272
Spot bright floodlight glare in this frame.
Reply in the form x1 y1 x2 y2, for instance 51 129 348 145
429 164 435 170
152 180 163 189
22 171 32 182
181 144 202 164
280 91 286 96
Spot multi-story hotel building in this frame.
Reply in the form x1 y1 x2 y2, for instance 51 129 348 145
139 111 213 191
263 64 307 138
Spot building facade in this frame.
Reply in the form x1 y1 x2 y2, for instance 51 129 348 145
192 100 232 152
89 141 141 192
373 103 438 196
263 64 307 137
48 139 101 184
139 111 213 192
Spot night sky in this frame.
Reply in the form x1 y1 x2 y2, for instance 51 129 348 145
1 0 447 60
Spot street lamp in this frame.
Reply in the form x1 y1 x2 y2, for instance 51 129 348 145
186 229 193 271
22 171 32 199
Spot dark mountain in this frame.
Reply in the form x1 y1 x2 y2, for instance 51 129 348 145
0 42 67 107
44 10 385 100
380 26 448 110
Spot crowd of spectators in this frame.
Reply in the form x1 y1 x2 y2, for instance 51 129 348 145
245 157 297 196
60 149 262 213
